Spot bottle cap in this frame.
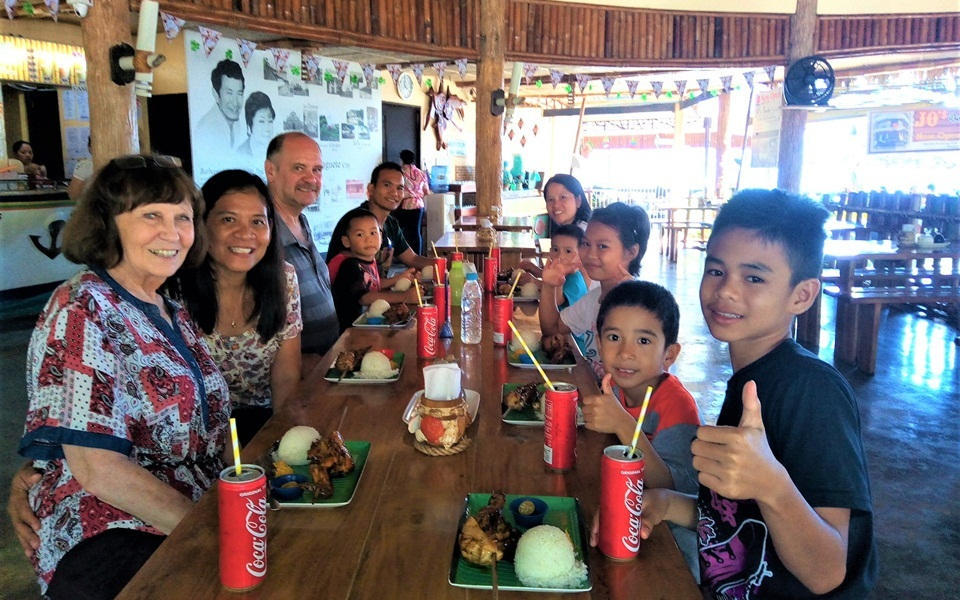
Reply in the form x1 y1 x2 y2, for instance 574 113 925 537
466 272 479 281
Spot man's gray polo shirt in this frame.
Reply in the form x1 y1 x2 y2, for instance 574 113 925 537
276 214 339 355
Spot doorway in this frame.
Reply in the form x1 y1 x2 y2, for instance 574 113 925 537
381 103 420 165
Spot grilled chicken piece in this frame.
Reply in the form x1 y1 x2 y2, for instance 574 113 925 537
311 431 355 476
334 348 368 372
459 492 520 566
383 302 411 324
542 334 574 364
305 463 334 500
505 382 541 411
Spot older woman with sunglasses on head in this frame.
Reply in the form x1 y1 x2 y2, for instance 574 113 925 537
168 169 302 445
13 155 231 600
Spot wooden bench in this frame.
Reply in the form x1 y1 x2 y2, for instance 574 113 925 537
830 286 959 374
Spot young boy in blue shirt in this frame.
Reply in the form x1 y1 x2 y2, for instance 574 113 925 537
611 190 876 598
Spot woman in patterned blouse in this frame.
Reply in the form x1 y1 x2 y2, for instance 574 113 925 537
170 169 302 445
15 155 232 599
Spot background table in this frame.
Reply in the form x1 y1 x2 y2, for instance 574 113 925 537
453 215 533 233
434 230 539 271
118 306 700 600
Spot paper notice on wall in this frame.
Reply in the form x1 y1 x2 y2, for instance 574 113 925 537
868 108 960 153
184 31 383 251
751 88 782 168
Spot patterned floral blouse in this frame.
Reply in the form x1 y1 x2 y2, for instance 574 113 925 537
401 163 430 210
203 262 303 409
19 269 230 593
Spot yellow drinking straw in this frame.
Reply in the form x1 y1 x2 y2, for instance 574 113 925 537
507 270 522 298
488 243 494 259
626 386 654 459
431 241 439 258
414 278 423 307
507 320 555 391
229 417 242 476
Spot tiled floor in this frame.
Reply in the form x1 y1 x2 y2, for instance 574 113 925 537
0 242 957 598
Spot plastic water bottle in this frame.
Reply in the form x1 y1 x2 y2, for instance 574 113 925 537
460 272 483 344
449 258 466 306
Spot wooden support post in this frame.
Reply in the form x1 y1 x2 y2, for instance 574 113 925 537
715 89 730 201
476 0 505 219
83 0 138 170
776 0 817 193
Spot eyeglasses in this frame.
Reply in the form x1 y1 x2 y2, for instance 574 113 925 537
109 154 181 170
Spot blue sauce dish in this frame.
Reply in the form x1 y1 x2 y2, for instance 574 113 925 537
270 474 308 501
509 496 548 529
366 315 385 325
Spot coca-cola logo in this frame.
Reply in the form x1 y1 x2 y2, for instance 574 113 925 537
621 477 644 553
244 496 267 577
422 314 439 337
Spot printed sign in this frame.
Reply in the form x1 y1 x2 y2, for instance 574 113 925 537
868 108 960 153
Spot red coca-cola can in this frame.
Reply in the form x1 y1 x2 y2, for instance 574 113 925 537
417 304 440 358
543 383 578 472
450 251 464 262
490 246 501 275
491 295 513 346
599 445 645 561
483 257 498 292
218 464 267 591
433 256 447 285
433 283 449 323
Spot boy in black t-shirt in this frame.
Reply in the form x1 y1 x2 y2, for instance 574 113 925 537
636 190 876 598
331 208 418 332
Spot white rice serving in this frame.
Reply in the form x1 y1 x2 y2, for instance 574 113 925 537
513 525 588 589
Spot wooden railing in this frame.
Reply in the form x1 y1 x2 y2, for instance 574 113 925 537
146 1 960 66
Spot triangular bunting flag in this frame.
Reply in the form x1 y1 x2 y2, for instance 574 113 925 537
22 0 33 15
387 64 402 89
601 76 616 97
160 11 186 40
455 58 468 78
764 65 776 83
720 75 733 93
626 80 640 98
432 61 447 83
303 54 320 81
332 60 349 84
549 69 563 89
697 78 710 94
44 0 59 21
270 48 290 74
411 63 425 85
674 79 687 97
198 26 222 57
743 71 755 89
523 63 538 85
5 0 17 20
237 39 257 68
362 63 376 86
650 81 663 98
575 73 590 93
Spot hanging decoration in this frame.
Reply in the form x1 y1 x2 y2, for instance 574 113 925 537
432 61 447 83
517 118 524 130
520 135 527 147
424 85 466 150
649 81 662 98
532 124 539 136
743 70 755 89
270 48 290 74
455 58 468 78
697 78 710 95
549 69 564 88
720 75 733 93
523 63 538 85
507 129 515 140
160 12 186 40
412 63 425 85
674 79 687 97
22 0 33 14
332 59 349 84
387 63 402 89
625 80 640 98
303 54 321 81
764 65 777 83
237 39 257 68
575 73 590 93
44 0 58 21
601 76 616 97
362 63 376 87
198 26 222 57
5 0 17 20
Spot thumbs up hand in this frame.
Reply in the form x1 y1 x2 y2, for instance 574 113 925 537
691 380 787 502
582 374 636 443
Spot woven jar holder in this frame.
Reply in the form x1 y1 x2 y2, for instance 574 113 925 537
413 395 472 456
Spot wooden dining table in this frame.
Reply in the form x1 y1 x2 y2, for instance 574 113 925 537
454 215 534 233
117 305 700 600
434 230 540 271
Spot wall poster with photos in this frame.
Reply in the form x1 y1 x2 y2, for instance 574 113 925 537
185 31 383 251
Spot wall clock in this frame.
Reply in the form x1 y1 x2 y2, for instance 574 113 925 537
397 72 415 99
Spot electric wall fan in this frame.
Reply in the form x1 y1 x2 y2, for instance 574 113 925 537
784 55 835 106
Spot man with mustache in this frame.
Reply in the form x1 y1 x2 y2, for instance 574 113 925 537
264 132 339 359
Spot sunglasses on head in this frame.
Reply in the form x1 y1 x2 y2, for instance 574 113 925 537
110 154 181 170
